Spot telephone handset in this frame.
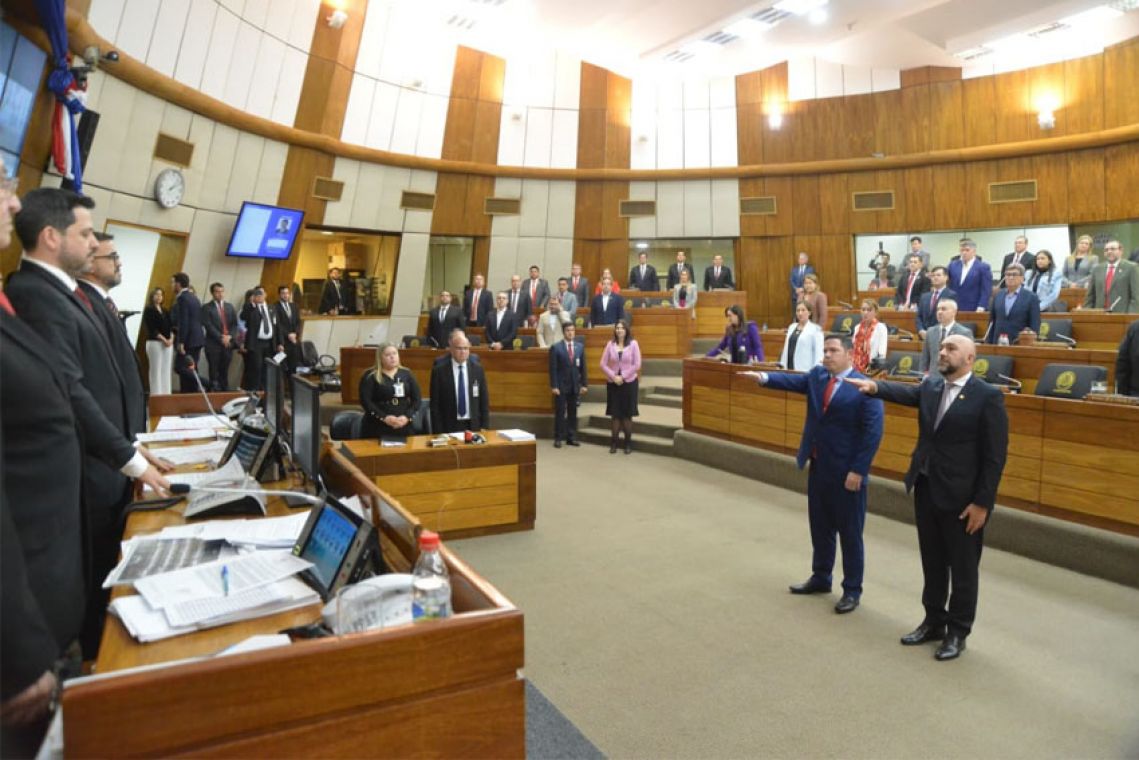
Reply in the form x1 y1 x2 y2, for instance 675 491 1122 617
320 574 414 633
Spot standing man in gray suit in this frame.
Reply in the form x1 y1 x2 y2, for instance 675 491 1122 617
920 299 973 373
203 282 238 390
554 277 578 316
1083 239 1139 313
568 263 590 310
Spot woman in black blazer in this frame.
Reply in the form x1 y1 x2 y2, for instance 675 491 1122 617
143 287 174 394
359 343 422 438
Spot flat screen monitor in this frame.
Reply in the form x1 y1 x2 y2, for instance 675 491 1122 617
265 357 284 438
290 375 321 484
225 201 304 260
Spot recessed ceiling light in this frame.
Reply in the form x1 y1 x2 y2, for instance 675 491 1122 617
635 241 649 249
1060 5 1123 27
723 17 774 39
773 0 827 16
807 7 827 24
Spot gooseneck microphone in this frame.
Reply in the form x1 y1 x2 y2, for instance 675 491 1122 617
170 482 323 505
997 374 1023 391
1051 333 1077 347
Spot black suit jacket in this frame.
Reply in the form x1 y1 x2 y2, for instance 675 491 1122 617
667 263 695 289
77 281 146 438
895 271 931 308
0 311 86 699
427 305 465 348
429 358 490 433
703 265 734 291
462 288 493 327
202 299 239 348
506 289 531 322
628 264 659 291
5 262 138 508
241 302 276 345
1114 318 1139 396
874 375 1008 512
485 309 518 347
548 339 587 394
916 287 958 332
569 276 590 310
273 301 303 345
999 251 1036 287
318 278 355 314
590 293 624 326
171 289 204 349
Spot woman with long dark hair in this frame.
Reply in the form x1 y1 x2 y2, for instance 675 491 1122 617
599 319 641 454
706 304 764 364
143 287 174 394
1027 250 1063 312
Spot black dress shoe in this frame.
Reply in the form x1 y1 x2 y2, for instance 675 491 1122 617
834 595 860 614
788 579 831 595
934 634 966 661
553 440 562 448
900 623 946 646
566 439 580 447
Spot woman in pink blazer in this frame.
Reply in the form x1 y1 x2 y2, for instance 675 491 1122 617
600 319 641 454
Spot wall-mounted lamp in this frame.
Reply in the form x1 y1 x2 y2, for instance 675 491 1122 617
1037 110 1056 130
767 111 784 130
1035 94 1059 130
327 9 348 29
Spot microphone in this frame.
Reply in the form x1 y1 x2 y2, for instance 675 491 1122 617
170 482 322 505
837 301 855 310
171 481 323 518
894 327 915 341
191 368 242 432
997 373 1023 391
1051 333 1077 347
1108 296 1122 312
427 335 439 348
980 321 994 344
117 310 140 321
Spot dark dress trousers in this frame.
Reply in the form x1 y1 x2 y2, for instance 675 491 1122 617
628 264 659 291
703 265 734 291
202 299 238 390
171 288 205 392
762 367 884 597
429 357 490 433
0 310 85 707
916 287 957 333
427 304 465 349
590 293 624 326
359 368 422 438
273 300 303 371
549 339 588 443
484 309 518 348
240 302 275 391
872 375 1009 636
462 287 494 327
986 288 1041 343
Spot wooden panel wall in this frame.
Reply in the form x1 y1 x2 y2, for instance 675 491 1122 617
262 0 368 291
431 47 505 238
573 63 631 285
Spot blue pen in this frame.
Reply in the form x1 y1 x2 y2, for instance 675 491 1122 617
221 565 230 597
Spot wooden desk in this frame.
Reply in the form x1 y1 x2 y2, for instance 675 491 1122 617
343 434 537 539
63 437 525 756
683 358 1139 535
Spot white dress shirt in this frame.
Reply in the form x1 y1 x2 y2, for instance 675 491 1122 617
935 372 972 428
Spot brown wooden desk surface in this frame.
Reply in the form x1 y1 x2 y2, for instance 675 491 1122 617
683 358 1139 536
343 434 537 539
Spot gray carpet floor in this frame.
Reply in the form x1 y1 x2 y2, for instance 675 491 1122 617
452 445 1139 760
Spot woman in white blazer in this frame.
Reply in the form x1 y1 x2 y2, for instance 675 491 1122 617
779 301 824 370
671 268 697 318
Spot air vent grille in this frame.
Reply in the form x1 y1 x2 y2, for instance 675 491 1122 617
311 177 344 201
153 133 194 166
400 191 436 211
989 180 1037 204
740 196 777 215
619 200 656 217
852 190 895 211
484 197 521 215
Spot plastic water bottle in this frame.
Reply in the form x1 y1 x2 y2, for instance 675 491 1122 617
412 530 452 621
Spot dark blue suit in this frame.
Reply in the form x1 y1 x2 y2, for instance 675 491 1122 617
789 264 815 310
916 287 957 333
549 339 587 443
946 258 993 313
986 287 1041 344
590 293 624 326
763 366 885 596
171 288 205 393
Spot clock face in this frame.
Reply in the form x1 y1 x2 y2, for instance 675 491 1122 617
155 168 185 209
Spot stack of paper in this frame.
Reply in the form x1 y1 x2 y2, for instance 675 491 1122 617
498 428 536 442
103 537 237 588
110 552 318 642
151 441 229 467
154 414 230 432
136 429 217 444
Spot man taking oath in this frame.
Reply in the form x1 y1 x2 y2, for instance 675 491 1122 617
743 335 884 614
847 335 1008 661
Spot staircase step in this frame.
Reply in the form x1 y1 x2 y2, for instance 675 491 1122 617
640 359 683 377
585 415 676 440
643 393 682 409
577 426 675 456
644 384 682 398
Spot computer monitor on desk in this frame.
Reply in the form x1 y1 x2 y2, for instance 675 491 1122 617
266 358 285 439
291 376 322 490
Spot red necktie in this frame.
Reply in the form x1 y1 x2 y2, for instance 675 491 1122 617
1105 265 1116 299
822 376 838 413
0 291 14 316
74 287 94 311
906 273 916 303
530 282 537 301
931 289 940 311
573 276 579 290
218 302 228 335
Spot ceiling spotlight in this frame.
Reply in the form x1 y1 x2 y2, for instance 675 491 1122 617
773 0 828 16
807 7 828 24
635 241 649 250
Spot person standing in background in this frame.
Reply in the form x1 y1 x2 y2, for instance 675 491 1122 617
463 273 493 327
318 267 354 315
671 268 697 318
170 271 204 393
1082 239 1139 313
274 284 303 372
789 251 815 312
536 297 571 348
705 305 764 364
1025 251 1063 312
779 302 824 370
202 282 237 391
986 264 1041 344
743 336 885 615
142 287 173 394
548 323 588 448
359 343 422 439
666 250 695 290
426 289 464 350
526 265 550 311
920 299 971 374
568 263 590 311
240 286 275 391
628 252 659 291
590 276 624 326
429 330 490 433
799 274 828 330
1062 235 1097 287
703 254 735 291
998 235 1035 288
850 299 888 372
600 319 641 454
916 267 956 339
897 254 930 310
908 236 931 271
555 277 578 316
946 239 993 313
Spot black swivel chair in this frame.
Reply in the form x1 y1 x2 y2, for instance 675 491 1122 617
512 336 537 350
1038 319 1075 345
971 354 1014 385
401 335 429 349
410 398 432 435
1034 364 1107 400
329 410 364 440
830 313 862 336
884 351 922 377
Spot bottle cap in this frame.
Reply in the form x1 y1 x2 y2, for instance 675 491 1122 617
418 530 440 551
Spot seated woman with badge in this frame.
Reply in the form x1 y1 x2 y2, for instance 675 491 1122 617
359 342 422 439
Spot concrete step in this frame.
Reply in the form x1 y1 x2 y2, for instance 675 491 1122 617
642 393 682 409
641 359 683 377
576 425 675 456
584 415 677 440
641 384 682 398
